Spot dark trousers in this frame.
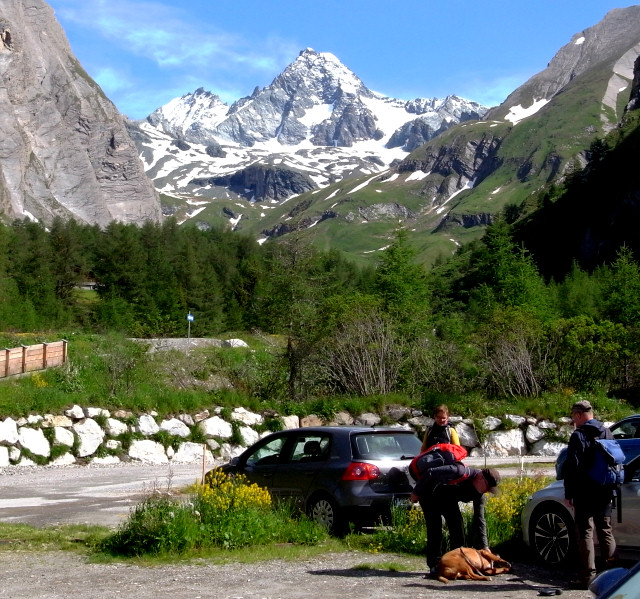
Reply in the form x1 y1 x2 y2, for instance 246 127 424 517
419 483 466 568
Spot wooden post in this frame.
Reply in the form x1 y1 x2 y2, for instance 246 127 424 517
202 444 206 484
43 342 48 369
4 348 9 378
62 339 68 364
21 345 27 374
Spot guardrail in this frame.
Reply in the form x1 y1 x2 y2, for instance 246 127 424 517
0 340 68 378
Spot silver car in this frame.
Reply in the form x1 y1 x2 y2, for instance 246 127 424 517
522 415 640 566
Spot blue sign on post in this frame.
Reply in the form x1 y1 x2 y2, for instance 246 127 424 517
187 313 194 322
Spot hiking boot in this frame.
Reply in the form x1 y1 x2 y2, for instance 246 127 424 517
423 566 438 579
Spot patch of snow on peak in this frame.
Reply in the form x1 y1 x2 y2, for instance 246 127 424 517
349 175 378 194
575 36 586 45
505 99 549 125
406 170 430 182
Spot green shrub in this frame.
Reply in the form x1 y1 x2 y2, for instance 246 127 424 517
98 472 328 557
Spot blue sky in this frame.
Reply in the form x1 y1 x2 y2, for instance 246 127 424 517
47 0 632 120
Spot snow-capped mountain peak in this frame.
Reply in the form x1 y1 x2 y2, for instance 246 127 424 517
134 48 487 212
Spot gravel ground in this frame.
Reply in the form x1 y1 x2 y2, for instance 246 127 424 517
0 549 589 599
1 459 581 599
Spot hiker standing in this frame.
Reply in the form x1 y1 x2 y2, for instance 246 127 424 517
420 404 460 452
564 399 618 589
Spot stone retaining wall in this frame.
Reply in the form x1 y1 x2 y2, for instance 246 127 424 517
0 404 578 468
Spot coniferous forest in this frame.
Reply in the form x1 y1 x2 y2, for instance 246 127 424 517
1 204 639 406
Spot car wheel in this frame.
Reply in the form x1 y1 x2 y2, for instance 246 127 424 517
529 503 576 566
307 493 343 535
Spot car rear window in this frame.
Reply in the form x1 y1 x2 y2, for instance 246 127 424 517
351 432 421 460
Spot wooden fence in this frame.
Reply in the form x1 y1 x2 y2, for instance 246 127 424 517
0 340 68 379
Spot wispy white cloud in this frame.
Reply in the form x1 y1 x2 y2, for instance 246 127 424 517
53 0 293 76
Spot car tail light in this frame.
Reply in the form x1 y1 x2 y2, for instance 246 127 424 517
342 462 381 481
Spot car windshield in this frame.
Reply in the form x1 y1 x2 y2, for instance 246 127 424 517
351 432 421 460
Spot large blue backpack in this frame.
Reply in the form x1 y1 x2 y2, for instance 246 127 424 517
587 438 625 486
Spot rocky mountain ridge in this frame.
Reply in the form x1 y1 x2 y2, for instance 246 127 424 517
0 0 161 227
241 6 640 264
128 7 640 267
135 48 487 213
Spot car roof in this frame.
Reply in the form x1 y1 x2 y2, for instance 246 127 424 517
279 426 415 435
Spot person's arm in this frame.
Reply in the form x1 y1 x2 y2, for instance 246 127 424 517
420 428 431 453
450 427 460 446
472 493 489 549
563 431 584 503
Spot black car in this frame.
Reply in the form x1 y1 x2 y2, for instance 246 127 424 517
210 426 422 533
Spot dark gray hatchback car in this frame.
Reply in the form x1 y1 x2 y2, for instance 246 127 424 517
211 426 422 533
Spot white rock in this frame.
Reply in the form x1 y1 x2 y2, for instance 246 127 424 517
0 446 8 467
223 338 249 348
18 427 50 457
173 442 212 464
330 411 354 426
240 426 259 446
525 424 545 444
85 407 110 419
138 414 160 436
178 413 195 426
538 420 557 430
206 439 220 452
160 418 190 438
91 455 121 465
219 443 244 462
27 414 43 425
18 456 37 467
482 428 527 456
505 414 526 426
105 439 121 450
558 424 574 441
9 447 20 461
455 422 480 448
128 439 168 464
530 440 567 457
281 415 300 429
193 410 210 423
483 416 502 431
50 452 76 466
72 419 105 457
355 412 381 426
43 414 73 427
65 405 85 420
0 418 19 445
198 416 232 439
231 407 263 426
300 414 323 427
105 418 128 436
53 426 75 447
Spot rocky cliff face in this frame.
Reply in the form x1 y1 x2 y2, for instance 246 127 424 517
0 0 161 227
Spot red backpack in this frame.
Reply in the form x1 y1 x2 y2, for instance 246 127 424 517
410 442 468 480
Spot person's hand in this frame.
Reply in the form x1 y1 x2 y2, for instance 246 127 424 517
410 492 419 503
